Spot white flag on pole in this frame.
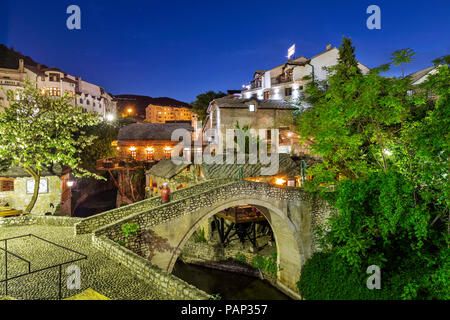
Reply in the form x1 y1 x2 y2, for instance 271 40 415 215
287 44 295 59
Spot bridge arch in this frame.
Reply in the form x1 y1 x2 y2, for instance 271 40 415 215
166 196 303 294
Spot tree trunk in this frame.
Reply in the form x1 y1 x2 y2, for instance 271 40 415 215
24 167 40 215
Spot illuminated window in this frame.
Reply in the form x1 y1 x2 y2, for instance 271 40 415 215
164 148 172 159
129 147 137 159
264 91 270 99
249 104 255 112
146 148 154 160
46 87 61 96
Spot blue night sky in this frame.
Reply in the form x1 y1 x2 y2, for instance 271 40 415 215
0 0 449 103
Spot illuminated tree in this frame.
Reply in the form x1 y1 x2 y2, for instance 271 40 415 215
0 81 103 214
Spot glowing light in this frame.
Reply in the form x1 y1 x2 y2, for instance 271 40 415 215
287 132 293 137
66 181 74 187
145 146 154 152
106 114 115 121
127 108 133 113
164 146 172 151
129 146 136 151
384 149 392 156
275 178 286 185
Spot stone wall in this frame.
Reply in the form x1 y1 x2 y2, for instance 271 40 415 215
75 179 230 234
0 176 62 215
0 215 82 227
92 235 210 300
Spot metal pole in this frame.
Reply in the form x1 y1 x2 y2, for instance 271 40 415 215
58 265 62 300
5 240 7 296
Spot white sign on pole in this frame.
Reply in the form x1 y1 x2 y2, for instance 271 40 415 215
287 44 295 59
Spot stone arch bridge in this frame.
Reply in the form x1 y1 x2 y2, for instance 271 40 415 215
75 179 332 296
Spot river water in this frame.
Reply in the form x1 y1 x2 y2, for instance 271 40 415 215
172 261 291 300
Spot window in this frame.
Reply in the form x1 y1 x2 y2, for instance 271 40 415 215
285 87 292 96
249 104 255 112
49 73 60 82
164 149 171 159
264 91 270 99
86 100 90 105
26 178 48 194
79 98 83 104
146 149 154 161
0 179 14 192
266 129 272 140
46 87 61 96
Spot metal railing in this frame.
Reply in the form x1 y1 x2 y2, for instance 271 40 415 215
0 234 87 300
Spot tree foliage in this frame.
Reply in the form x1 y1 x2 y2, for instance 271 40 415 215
0 81 102 214
296 37 449 299
191 90 226 121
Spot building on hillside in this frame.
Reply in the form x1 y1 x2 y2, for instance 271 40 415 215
0 59 28 110
146 103 194 124
241 44 370 102
114 95 196 122
0 164 73 216
204 96 310 156
0 59 117 119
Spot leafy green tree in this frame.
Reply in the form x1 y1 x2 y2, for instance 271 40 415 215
432 55 450 66
298 37 413 186
0 81 102 214
80 120 120 172
296 39 449 299
391 48 417 77
191 90 226 121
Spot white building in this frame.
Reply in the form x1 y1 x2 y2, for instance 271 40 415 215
241 44 370 102
0 59 116 119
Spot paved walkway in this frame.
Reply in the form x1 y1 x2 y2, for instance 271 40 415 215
0 225 166 300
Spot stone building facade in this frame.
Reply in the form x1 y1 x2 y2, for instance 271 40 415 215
0 166 71 216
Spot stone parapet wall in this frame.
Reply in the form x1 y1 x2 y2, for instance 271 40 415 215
0 215 82 228
94 181 309 243
75 179 230 234
92 234 210 300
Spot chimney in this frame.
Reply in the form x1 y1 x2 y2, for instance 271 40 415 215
326 44 332 51
18 59 24 72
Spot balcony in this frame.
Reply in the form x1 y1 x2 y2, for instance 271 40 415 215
271 75 293 85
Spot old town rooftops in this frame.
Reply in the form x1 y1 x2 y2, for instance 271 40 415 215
210 97 298 110
118 122 193 141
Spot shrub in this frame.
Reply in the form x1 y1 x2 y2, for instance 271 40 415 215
194 228 207 243
235 252 247 264
121 222 140 238
252 253 279 276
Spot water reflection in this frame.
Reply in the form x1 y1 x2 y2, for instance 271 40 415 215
172 261 290 300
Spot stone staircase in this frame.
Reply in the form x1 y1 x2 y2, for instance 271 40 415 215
74 179 231 234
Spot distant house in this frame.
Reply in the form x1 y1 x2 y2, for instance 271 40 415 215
241 44 370 102
115 122 194 162
204 96 310 156
0 164 72 216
